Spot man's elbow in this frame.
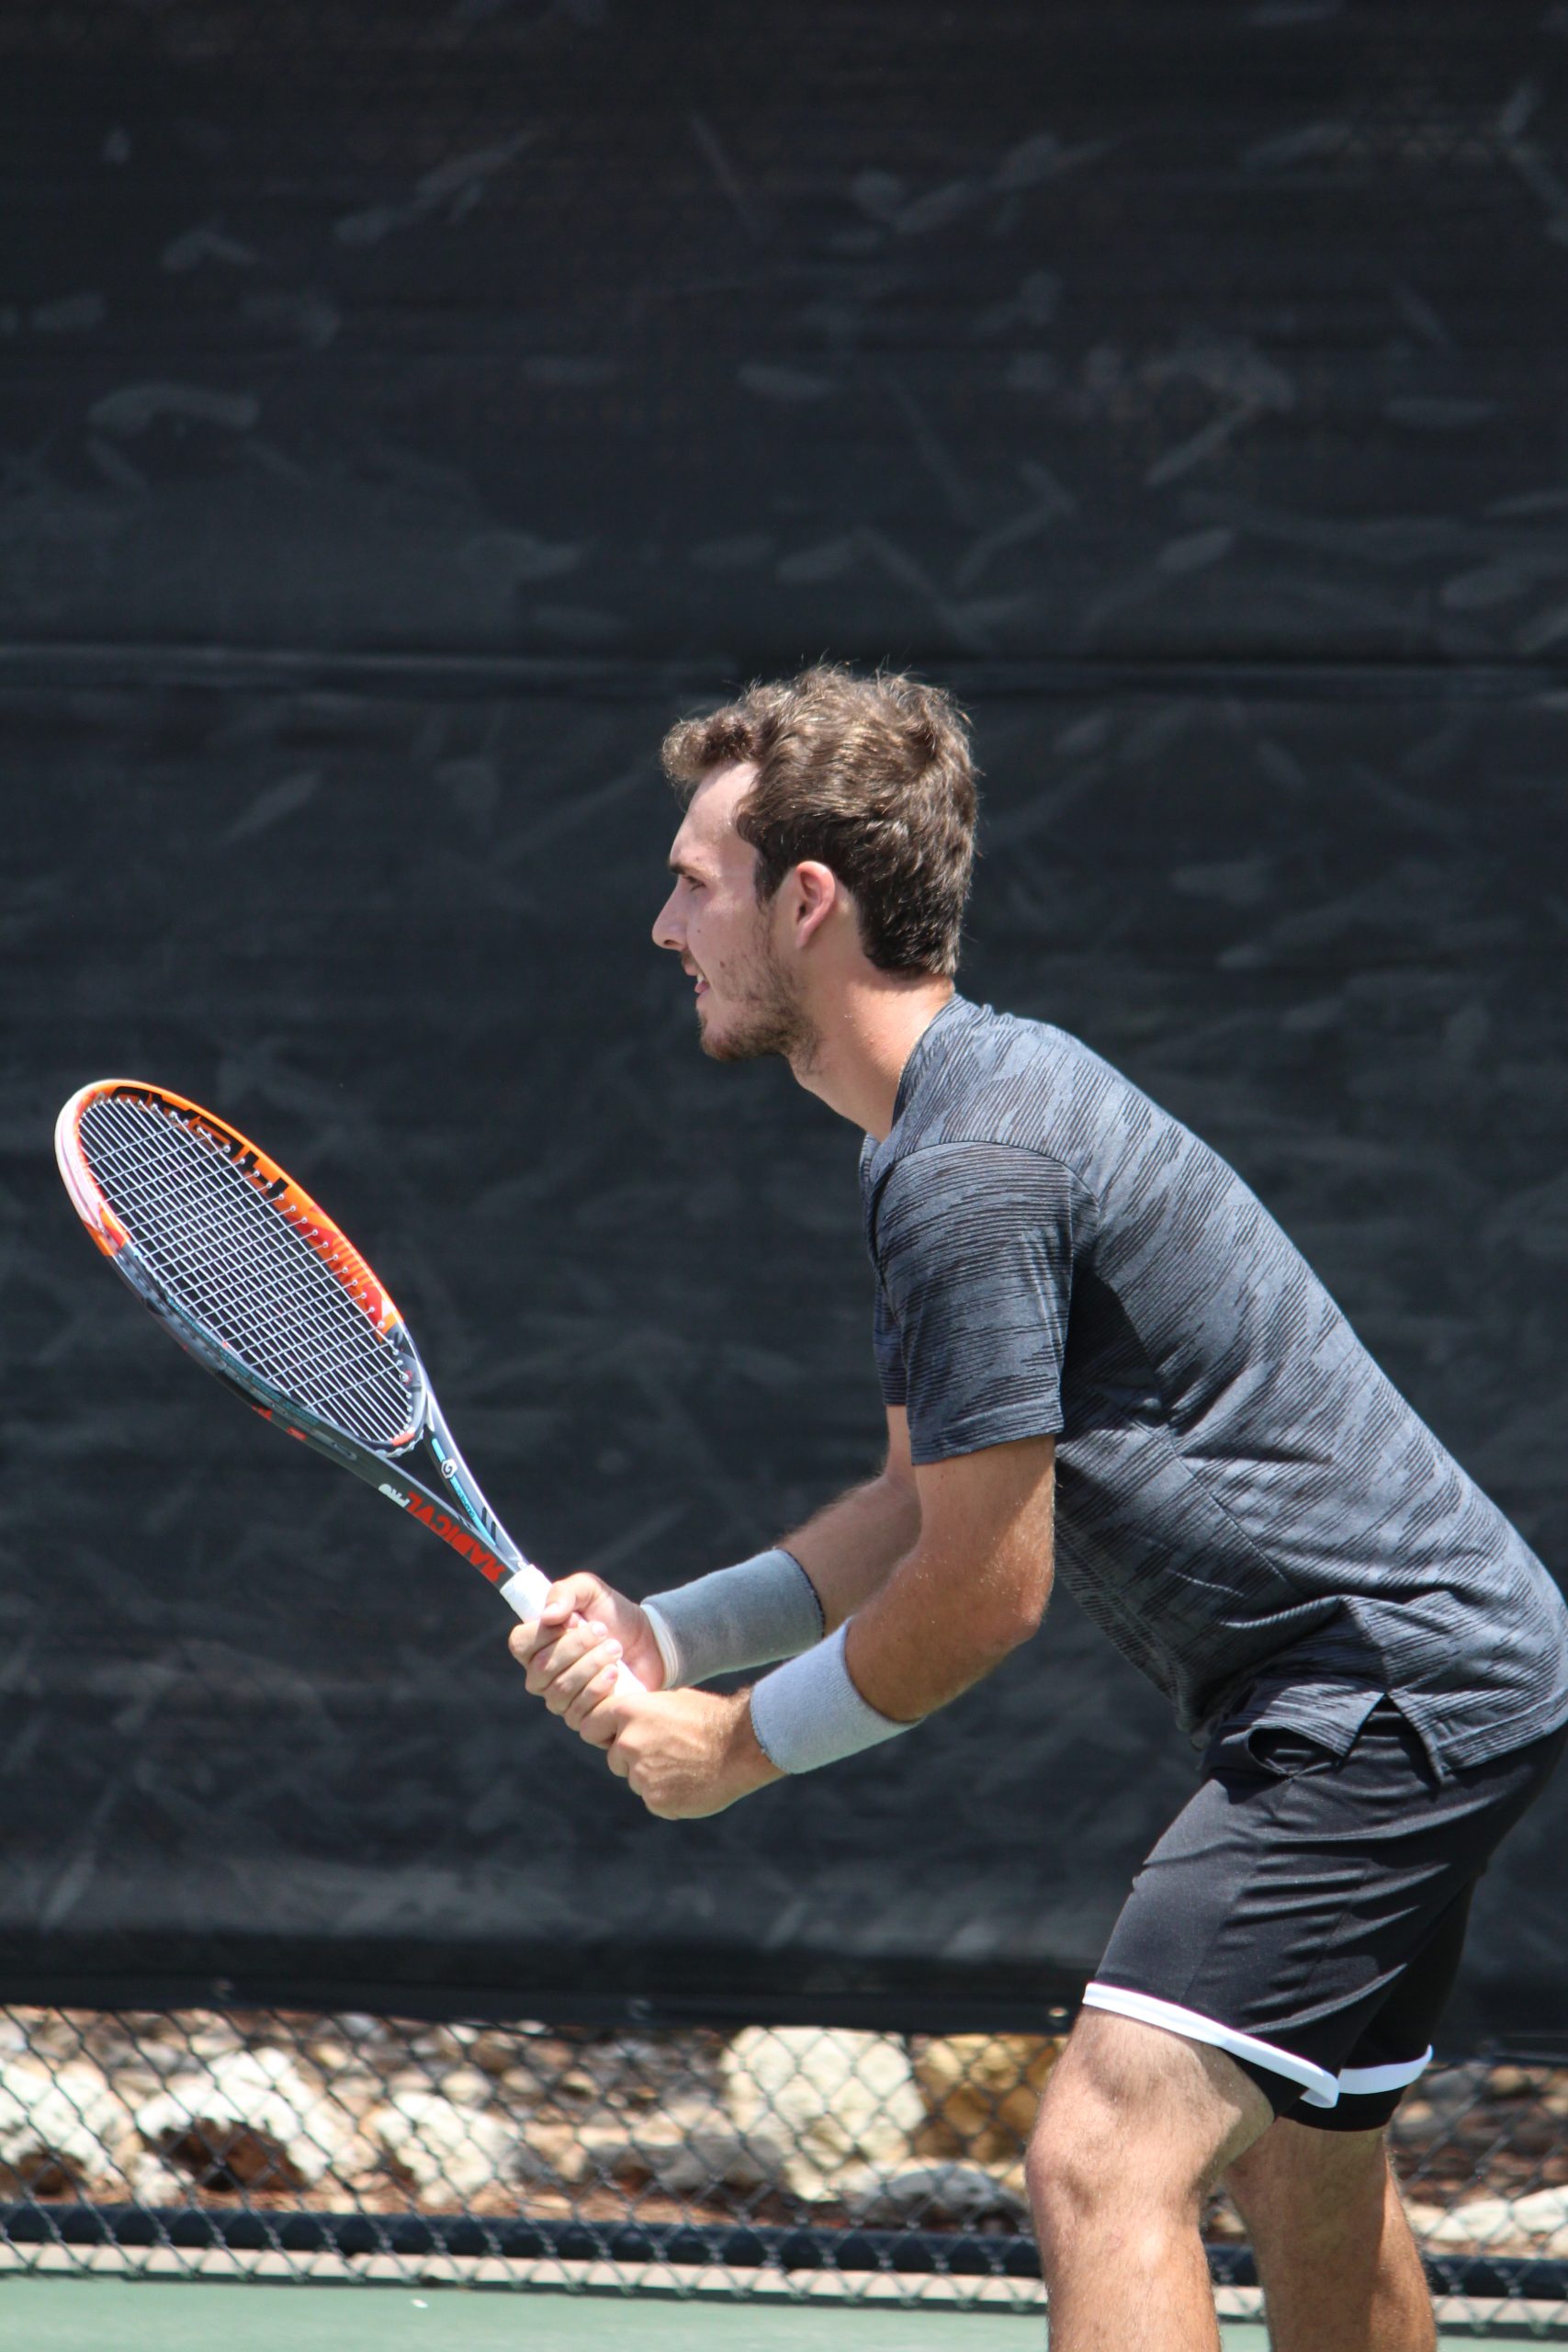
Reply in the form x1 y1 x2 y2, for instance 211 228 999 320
875 1464 922 1538
976 1571 1053 1659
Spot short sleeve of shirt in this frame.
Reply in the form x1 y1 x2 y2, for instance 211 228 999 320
872 1276 908 1407
868 1141 1076 1464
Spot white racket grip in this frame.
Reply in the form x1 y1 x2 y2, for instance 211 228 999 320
498 1562 551 1619
497 1563 646 1695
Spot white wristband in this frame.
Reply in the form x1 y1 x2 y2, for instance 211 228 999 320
749 1623 915 1775
641 1547 824 1690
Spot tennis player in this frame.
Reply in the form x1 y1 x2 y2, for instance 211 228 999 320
512 666 1568 2352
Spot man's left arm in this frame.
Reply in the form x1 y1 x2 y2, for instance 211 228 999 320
598 1432 1055 1817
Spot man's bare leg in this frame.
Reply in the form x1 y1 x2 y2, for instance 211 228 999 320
1027 2009 1272 2352
1225 2117 1436 2352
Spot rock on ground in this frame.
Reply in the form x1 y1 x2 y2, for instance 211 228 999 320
844 2160 1030 2228
914 2034 1062 2164
134 2048 349 2191
362 2091 514 2202
721 2026 923 2200
580 2102 789 2199
0 2061 137 2194
1418 2184 1568 2254
1420 2195 1529 2248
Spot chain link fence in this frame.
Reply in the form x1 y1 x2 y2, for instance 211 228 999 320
4 2006 1568 2325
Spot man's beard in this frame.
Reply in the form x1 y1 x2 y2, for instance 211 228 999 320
699 944 818 1068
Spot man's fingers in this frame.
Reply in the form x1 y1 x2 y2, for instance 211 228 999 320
560 1653 624 1733
541 1634 623 1717
623 1758 675 1817
511 1613 607 1690
506 1576 606 1665
542 1573 607 1626
533 1622 613 1693
574 1679 637 1747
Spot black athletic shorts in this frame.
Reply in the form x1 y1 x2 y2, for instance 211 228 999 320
1083 1694 1566 2131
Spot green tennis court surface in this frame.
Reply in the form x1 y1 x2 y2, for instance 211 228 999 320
0 2278 1551 2349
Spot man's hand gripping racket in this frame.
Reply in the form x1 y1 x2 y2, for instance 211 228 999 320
54 1080 649 1715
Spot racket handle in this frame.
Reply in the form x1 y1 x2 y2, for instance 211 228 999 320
497 1563 551 1619
497 1564 646 1695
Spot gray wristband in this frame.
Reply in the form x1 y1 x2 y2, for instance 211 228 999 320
749 1623 915 1775
641 1547 824 1690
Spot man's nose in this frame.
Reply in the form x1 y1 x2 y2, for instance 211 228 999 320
651 888 682 950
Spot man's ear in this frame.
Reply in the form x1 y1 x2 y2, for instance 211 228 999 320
791 860 840 947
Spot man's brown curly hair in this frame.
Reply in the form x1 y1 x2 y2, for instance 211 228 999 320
660 664 978 978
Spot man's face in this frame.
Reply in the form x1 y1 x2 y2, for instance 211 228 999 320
651 763 812 1065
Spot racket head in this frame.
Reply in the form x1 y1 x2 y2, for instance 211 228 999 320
56 1079 428 1455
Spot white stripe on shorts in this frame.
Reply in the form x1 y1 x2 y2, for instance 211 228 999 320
1081 1984 1429 2110
1337 2050 1433 2097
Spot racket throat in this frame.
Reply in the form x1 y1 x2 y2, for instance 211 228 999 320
408 1415 547 1615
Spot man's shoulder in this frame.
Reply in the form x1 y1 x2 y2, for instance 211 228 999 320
894 998 1142 1160
859 1003 1116 1239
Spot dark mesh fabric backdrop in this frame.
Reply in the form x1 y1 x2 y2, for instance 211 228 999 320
3 4 1566 2039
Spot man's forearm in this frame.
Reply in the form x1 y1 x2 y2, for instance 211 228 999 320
781 1471 922 1633
840 1438 1057 1722
843 1534 1048 1722
748 1515 1054 1774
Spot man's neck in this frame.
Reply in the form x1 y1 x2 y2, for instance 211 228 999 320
788 978 956 1140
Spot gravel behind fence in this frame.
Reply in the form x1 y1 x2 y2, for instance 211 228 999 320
4 2007 1568 2319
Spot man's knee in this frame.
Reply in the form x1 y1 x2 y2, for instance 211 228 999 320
1026 2013 1269 2266
1028 2109 1188 2284
1026 2079 1127 2250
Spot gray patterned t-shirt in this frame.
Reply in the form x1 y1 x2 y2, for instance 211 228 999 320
861 995 1568 1775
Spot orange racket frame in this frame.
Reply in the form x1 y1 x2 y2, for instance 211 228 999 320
55 1079 565 1624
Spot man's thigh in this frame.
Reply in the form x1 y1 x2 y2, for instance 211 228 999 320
1226 2112 1392 2226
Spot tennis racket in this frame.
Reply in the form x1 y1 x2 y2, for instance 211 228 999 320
55 1078 641 1682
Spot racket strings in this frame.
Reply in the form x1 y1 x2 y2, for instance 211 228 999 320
83 1103 399 1419
79 1094 418 1450
85 1104 401 1430
84 1101 411 1442
89 1125 370 1397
